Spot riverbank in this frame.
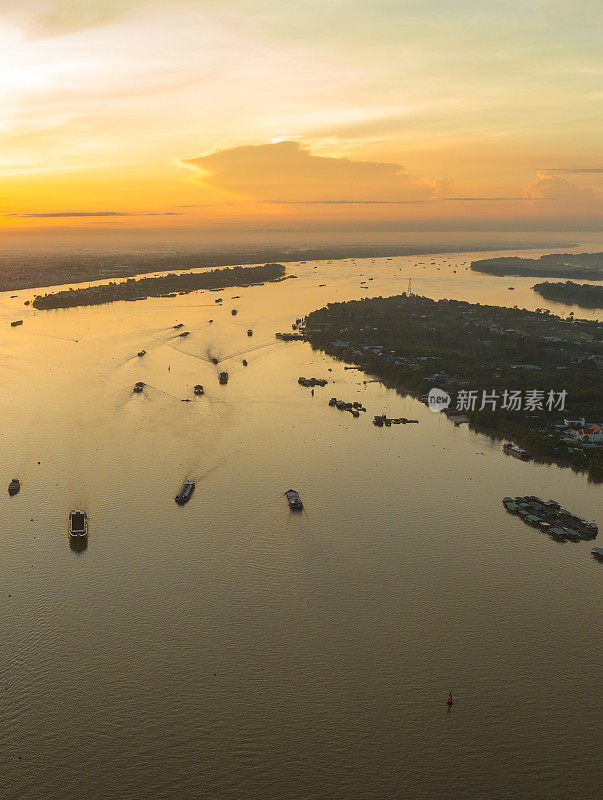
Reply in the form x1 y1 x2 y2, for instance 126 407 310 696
31 262 288 309
303 293 603 480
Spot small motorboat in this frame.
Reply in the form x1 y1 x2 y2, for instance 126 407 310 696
10 320 23 327
133 381 145 393
173 323 184 329
137 350 146 357
591 546 603 560
231 309 238 316
8 478 20 496
175 480 195 505
242 359 247 366
194 384 204 395
178 331 190 337
247 329 253 336
218 371 229 384
69 510 88 538
211 357 219 365
285 489 303 510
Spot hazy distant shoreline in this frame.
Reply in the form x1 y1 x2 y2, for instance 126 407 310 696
0 241 573 295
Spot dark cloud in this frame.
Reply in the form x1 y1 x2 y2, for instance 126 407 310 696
543 168 603 174
7 211 183 218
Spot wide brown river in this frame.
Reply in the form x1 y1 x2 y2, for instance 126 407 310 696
1 246 601 800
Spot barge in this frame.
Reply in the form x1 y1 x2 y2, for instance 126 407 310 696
69 510 88 538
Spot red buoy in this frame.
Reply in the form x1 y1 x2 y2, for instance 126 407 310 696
447 692 454 706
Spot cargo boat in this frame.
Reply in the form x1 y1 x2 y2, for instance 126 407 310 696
8 478 20 496
175 480 195 505
69 510 88 538
285 489 303 510
502 443 529 460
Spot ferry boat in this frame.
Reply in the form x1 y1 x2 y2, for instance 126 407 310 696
69 510 88 538
285 489 303 510
137 350 146 357
133 381 145 393
502 442 529 460
218 371 228 384
175 480 195 505
193 384 204 395
8 478 20 496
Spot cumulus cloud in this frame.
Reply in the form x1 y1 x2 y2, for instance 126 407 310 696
524 170 600 207
183 141 443 203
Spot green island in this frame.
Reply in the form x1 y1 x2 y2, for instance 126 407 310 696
303 294 603 480
532 281 603 309
471 251 603 280
31 262 287 309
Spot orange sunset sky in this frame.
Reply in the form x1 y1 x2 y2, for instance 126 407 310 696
1 0 602 244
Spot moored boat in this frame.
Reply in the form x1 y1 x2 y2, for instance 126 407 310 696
69 510 88 538
175 480 195 505
285 489 303 510
8 478 20 496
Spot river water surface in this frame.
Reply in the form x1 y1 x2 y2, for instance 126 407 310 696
0 247 601 800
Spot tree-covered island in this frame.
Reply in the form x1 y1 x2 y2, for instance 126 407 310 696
32 262 287 309
303 294 603 480
532 281 603 309
471 251 603 279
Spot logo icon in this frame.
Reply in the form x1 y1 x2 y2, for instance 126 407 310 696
427 387 451 412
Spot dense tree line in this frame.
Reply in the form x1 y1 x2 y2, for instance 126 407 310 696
533 280 603 309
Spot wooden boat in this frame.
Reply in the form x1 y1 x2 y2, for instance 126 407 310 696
175 480 195 505
285 489 303 510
